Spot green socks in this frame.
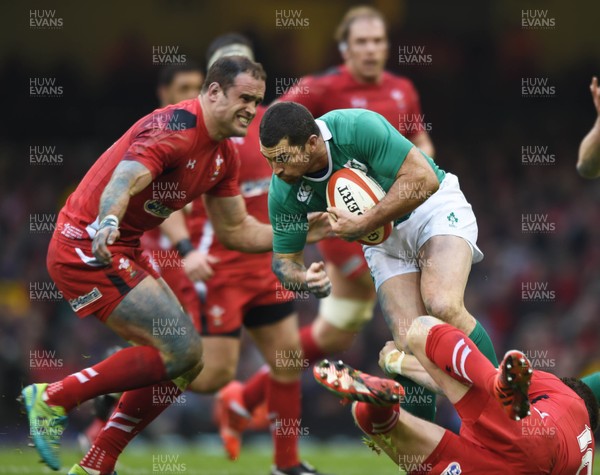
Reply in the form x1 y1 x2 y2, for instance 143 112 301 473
395 375 437 422
468 320 498 367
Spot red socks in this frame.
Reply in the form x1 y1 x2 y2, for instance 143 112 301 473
44 346 168 411
81 381 181 473
299 325 326 364
352 402 400 435
268 377 301 469
425 324 497 391
241 325 325 413
242 365 269 411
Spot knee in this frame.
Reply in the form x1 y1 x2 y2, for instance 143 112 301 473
406 317 429 353
162 326 203 378
199 364 236 393
267 345 303 380
406 316 443 354
422 294 464 324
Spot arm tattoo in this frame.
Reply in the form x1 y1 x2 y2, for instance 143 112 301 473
272 255 309 291
99 161 151 221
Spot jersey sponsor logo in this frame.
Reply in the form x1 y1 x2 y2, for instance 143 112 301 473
441 462 461 475
343 159 368 173
241 177 271 198
296 182 314 203
69 287 102 312
144 200 174 218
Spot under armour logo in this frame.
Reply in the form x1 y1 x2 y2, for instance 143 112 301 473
186 159 196 169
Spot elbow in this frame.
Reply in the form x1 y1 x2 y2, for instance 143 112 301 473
576 159 600 179
422 169 439 201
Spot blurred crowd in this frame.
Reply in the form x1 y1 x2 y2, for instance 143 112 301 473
1 7 599 444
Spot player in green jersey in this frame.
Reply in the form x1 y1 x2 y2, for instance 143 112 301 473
259 103 498 421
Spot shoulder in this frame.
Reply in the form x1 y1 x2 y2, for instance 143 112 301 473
384 72 419 95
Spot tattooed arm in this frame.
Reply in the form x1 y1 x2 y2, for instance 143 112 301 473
92 161 153 263
272 252 331 298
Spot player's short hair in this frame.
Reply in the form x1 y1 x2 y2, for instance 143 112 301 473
201 55 266 94
206 33 254 68
259 102 320 148
560 377 599 432
334 5 387 46
157 61 203 87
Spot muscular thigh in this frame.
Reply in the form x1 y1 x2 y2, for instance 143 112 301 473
106 275 199 355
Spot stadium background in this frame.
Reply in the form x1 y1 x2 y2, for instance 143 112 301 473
1 0 599 472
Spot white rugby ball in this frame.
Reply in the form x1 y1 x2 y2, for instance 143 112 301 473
326 167 392 245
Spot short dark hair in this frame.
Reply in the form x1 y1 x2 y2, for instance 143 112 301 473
561 377 599 432
157 61 203 87
335 5 387 45
206 33 253 66
259 102 320 147
201 55 266 94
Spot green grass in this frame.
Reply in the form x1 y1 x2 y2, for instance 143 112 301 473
1 444 598 474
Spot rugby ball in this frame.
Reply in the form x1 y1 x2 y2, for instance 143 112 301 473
326 168 392 245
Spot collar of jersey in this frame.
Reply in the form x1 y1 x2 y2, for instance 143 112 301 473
303 119 333 182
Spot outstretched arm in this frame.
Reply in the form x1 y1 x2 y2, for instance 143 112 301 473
577 77 600 179
379 341 443 395
204 194 272 253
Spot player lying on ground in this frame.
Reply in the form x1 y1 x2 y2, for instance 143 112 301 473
19 56 329 475
258 101 498 425
314 316 598 474
577 76 600 178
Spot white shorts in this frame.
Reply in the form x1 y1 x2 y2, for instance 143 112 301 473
363 173 483 290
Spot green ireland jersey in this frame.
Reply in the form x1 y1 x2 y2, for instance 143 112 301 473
268 109 445 254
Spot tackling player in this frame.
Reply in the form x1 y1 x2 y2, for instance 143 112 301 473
19 56 325 475
259 102 498 423
78 61 205 451
226 5 438 422
314 316 597 474
577 76 600 178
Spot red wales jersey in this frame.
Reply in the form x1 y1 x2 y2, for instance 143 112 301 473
279 64 426 140
462 371 594 474
188 106 272 271
56 98 240 247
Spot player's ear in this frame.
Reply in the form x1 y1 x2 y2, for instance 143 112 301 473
206 82 222 102
338 41 349 61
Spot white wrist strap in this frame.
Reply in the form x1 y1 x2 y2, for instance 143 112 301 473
384 350 406 376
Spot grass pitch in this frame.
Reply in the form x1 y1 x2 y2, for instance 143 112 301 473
1 443 598 474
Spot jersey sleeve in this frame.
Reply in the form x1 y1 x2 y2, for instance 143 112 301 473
123 123 194 179
278 75 325 117
268 181 308 254
353 111 414 179
206 141 241 198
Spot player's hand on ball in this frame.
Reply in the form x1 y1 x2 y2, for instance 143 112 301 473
306 212 333 243
92 225 120 264
305 261 331 298
327 206 365 241
183 250 219 281
591 76 600 115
